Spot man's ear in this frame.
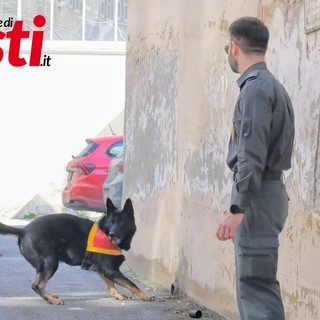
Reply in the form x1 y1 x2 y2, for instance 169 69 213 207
231 40 240 55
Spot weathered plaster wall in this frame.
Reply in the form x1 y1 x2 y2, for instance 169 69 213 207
123 1 320 319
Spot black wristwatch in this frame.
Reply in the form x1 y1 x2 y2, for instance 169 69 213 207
230 204 245 214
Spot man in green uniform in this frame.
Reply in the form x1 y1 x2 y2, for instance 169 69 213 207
216 17 295 320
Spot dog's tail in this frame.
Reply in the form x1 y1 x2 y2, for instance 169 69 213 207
0 222 25 237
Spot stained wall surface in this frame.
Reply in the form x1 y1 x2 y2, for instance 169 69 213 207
123 1 320 319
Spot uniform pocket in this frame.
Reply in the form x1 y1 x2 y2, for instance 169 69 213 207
237 246 278 282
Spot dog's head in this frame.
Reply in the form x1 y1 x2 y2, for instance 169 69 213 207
98 198 137 251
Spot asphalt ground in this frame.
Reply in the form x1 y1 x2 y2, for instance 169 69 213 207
0 219 228 320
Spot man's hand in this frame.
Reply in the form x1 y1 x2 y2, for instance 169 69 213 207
216 213 244 241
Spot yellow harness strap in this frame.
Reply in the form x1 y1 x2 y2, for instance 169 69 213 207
86 223 123 256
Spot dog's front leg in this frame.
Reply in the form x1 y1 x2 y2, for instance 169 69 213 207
109 271 155 301
97 272 129 300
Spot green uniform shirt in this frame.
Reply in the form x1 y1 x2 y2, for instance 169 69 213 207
227 62 295 210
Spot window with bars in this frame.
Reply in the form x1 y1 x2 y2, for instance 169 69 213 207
0 0 127 41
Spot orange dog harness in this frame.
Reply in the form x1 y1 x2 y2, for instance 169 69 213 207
86 223 123 256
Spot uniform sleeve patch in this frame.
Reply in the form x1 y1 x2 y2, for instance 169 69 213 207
242 118 251 138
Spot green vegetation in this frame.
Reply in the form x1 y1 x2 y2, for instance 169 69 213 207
23 213 38 220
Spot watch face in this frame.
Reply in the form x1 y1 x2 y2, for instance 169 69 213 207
230 204 238 214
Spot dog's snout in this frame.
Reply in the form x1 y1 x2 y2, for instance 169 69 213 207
109 228 119 239
108 232 121 245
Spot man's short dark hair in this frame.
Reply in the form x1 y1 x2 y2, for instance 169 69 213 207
228 17 269 54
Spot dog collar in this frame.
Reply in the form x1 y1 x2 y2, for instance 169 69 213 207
86 223 123 256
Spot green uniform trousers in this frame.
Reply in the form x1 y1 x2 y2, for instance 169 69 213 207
234 180 288 320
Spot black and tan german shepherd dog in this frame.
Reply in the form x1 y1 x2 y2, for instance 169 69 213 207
0 198 154 305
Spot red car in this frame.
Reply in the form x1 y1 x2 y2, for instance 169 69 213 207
62 135 123 212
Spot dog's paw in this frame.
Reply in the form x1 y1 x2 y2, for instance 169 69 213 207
47 297 64 305
115 293 129 300
142 294 155 301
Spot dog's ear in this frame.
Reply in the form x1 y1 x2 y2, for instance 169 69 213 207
106 198 117 212
123 198 134 216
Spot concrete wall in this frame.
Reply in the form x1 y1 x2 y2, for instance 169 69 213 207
123 1 320 319
0 45 125 218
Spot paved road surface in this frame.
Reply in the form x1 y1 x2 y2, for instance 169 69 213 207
0 220 227 320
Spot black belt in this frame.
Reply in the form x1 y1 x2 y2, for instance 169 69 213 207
233 171 282 181
262 171 282 180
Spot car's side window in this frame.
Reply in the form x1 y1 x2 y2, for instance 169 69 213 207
106 141 123 157
73 141 98 159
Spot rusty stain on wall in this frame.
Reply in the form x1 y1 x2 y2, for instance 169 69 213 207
305 212 320 236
